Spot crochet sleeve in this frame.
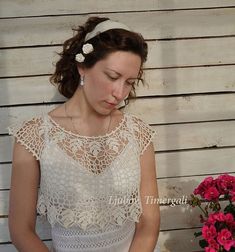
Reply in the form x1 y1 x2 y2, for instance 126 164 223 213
131 115 157 156
7 116 45 160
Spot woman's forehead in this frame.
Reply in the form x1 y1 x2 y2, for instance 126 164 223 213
96 51 141 74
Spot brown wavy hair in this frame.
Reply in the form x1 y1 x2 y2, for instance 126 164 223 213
50 16 148 106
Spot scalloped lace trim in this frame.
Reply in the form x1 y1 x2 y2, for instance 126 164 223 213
37 186 142 231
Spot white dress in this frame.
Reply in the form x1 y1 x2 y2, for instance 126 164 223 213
8 111 160 252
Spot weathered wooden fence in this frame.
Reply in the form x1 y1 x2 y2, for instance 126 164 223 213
1 1 235 251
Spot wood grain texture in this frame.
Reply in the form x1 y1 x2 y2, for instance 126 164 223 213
154 120 235 151
1 0 235 17
126 94 235 124
1 65 235 106
1 8 235 48
1 94 235 131
1 37 235 77
2 91 235 122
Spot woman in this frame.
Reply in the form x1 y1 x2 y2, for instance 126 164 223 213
8 16 160 252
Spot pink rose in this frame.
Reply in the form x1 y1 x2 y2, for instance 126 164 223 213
216 174 235 195
217 229 234 251
202 225 217 240
207 212 235 231
204 187 220 201
217 228 232 240
205 247 217 252
194 177 215 198
207 238 220 250
223 240 235 251
207 212 224 225
224 213 234 224
214 212 225 222
230 190 235 202
207 212 219 225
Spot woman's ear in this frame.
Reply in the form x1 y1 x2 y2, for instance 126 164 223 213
77 65 85 77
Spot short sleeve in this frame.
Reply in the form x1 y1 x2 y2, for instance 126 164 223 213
131 114 157 155
7 116 45 160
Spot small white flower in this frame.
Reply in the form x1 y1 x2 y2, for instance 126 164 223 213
75 53 85 63
82 43 94 54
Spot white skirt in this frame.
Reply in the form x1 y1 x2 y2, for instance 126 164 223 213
50 220 160 252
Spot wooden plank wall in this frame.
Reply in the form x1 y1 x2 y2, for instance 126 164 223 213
1 1 235 251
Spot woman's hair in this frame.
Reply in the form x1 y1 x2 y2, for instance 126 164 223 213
50 16 148 106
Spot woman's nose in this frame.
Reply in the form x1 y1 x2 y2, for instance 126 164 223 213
112 82 125 100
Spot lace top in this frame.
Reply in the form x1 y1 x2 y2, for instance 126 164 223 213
7 111 157 232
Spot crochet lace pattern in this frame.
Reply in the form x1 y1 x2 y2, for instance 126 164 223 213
51 219 136 251
8 111 157 231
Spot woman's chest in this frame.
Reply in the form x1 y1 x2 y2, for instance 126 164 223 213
39 138 141 196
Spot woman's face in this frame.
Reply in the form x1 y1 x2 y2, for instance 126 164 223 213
78 51 142 115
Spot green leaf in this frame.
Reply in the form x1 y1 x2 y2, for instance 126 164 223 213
224 203 235 217
194 231 202 237
199 239 208 248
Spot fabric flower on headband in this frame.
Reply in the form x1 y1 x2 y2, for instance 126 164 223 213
75 43 94 63
75 54 85 63
82 44 94 54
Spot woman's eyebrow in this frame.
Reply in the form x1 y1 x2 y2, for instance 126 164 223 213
105 68 138 79
105 68 121 76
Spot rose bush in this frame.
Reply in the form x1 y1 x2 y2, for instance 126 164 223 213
189 174 235 252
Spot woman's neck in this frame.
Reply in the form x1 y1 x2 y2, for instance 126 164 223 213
65 87 113 122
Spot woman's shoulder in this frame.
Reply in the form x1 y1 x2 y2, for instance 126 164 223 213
47 104 64 118
7 113 45 134
7 113 47 161
125 112 157 155
125 112 152 129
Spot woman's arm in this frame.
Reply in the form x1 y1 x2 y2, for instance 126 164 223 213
129 142 160 252
8 141 49 252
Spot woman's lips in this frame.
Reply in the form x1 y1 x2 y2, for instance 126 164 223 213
106 101 117 106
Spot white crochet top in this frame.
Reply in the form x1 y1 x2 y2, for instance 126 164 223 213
8 111 159 251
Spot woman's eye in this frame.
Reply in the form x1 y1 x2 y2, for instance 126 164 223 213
107 74 118 81
126 81 135 86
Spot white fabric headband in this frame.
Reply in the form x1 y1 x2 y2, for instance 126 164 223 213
84 20 132 42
